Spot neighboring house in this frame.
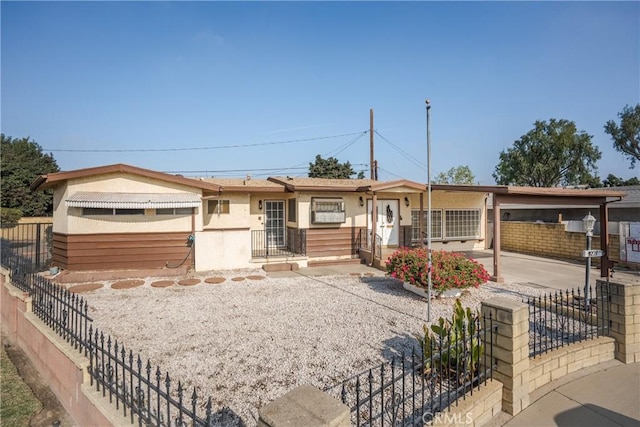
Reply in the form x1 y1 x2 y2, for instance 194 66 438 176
31 164 489 272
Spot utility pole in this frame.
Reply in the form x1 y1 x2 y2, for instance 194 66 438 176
370 109 375 180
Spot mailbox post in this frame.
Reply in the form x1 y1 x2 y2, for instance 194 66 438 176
583 212 596 310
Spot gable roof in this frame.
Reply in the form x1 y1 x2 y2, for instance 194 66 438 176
197 177 285 193
267 176 377 192
31 163 223 192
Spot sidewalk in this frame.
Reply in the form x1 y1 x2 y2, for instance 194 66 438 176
487 359 640 427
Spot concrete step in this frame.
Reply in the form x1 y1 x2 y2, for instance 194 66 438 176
262 263 300 272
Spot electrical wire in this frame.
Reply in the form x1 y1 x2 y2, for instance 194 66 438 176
374 130 426 170
44 131 368 153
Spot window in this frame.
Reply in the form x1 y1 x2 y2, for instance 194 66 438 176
156 208 193 215
311 198 345 224
82 208 144 216
445 209 481 239
411 209 443 241
208 200 230 214
288 198 297 222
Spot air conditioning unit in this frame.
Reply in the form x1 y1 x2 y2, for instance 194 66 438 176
312 211 346 224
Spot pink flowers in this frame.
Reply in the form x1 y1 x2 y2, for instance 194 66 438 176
385 248 490 291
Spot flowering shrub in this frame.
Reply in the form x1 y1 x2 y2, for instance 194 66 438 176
385 248 490 292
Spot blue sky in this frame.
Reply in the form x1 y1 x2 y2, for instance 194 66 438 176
2 1 639 184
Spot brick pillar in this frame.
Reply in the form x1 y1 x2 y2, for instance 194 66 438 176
258 385 350 427
481 297 530 415
599 276 640 363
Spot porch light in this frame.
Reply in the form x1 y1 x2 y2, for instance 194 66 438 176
359 196 364 207
258 200 263 210
404 197 410 207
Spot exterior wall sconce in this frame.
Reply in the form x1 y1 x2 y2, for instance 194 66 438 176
359 196 364 207
404 197 410 207
258 200 263 210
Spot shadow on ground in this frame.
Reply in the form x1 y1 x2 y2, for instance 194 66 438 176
555 403 640 427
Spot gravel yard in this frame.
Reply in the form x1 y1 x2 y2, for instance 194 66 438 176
75 269 542 426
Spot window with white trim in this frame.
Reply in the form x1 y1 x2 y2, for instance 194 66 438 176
411 209 443 241
311 198 345 224
156 208 193 215
208 200 230 214
82 208 144 216
445 209 481 239
287 198 297 222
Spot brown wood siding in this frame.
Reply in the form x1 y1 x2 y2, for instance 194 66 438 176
305 227 366 258
52 232 193 271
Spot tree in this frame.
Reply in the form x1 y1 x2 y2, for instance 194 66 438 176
602 174 640 187
434 165 476 185
308 154 364 179
604 104 640 168
493 119 601 187
1 134 60 217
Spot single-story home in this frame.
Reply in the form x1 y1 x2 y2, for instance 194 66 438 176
31 164 490 272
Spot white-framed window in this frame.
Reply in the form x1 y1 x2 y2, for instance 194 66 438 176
156 207 193 215
311 198 345 224
82 208 144 216
411 209 443 241
208 200 230 214
445 209 481 239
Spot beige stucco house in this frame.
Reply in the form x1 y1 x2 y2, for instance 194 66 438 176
31 163 489 272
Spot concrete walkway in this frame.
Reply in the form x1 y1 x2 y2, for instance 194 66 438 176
488 359 640 427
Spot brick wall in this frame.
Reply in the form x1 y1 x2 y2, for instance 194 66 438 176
500 221 623 264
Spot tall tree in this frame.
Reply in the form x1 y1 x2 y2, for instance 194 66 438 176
1 134 60 217
308 154 364 179
434 165 476 185
604 104 640 168
602 174 640 187
493 119 601 187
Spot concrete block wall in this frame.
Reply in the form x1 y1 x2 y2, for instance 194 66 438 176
1 271 131 426
604 275 640 363
528 337 615 391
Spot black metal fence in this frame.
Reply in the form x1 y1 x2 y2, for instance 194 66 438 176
324 314 496 426
526 283 611 358
1 238 221 426
1 222 53 271
88 328 222 426
251 228 306 258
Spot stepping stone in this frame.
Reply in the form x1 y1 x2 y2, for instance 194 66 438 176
350 272 361 276
112 280 145 290
363 273 375 277
68 283 103 293
178 278 200 286
231 277 245 282
246 275 265 281
204 277 226 284
151 280 175 288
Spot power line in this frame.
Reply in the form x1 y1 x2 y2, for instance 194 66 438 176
164 164 369 177
374 130 426 170
44 131 368 153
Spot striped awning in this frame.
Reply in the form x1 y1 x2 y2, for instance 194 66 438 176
65 192 201 209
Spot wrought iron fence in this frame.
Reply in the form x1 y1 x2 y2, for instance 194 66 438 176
526 283 611 358
251 228 306 258
324 314 496 426
88 328 223 426
1 243 222 426
0 222 53 271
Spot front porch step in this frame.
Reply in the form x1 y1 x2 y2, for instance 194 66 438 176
307 258 363 268
262 262 300 272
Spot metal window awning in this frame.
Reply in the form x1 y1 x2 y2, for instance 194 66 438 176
65 192 201 209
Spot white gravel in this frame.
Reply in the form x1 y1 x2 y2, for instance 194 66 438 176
75 270 543 426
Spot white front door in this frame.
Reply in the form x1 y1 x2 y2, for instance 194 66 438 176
265 200 285 247
368 200 399 246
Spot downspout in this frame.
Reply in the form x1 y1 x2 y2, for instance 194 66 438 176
370 192 378 266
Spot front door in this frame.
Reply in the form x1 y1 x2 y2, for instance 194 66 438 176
367 200 399 246
265 200 285 247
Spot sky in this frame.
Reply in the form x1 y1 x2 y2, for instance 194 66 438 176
2 1 639 185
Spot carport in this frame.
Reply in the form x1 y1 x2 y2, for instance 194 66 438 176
430 185 626 282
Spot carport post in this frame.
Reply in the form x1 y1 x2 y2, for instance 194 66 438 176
599 202 611 278
491 193 504 282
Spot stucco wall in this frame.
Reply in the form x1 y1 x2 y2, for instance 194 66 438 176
195 229 253 270
55 174 203 235
204 193 250 229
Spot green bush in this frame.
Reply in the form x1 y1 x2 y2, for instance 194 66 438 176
0 207 22 227
416 299 483 382
385 248 490 292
